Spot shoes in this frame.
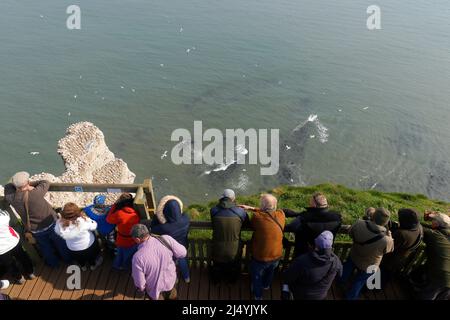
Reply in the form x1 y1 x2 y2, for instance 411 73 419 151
0 280 10 290
263 286 270 290
184 277 191 284
16 276 26 285
81 266 88 272
90 256 104 271
26 274 36 280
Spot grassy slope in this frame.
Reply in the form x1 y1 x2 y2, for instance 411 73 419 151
186 183 450 240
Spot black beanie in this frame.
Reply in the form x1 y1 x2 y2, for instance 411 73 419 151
398 208 420 230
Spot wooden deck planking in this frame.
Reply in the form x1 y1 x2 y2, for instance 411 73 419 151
271 270 281 300
178 276 189 300
28 265 54 299
91 258 114 300
209 281 220 300
38 266 64 300
198 264 210 300
102 269 121 300
187 266 201 300
123 273 139 300
219 282 231 300
80 259 109 300
11 262 45 300
240 273 252 300
70 269 93 300
49 264 72 300
2 255 413 300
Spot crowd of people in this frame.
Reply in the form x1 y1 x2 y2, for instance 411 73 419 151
0 171 449 300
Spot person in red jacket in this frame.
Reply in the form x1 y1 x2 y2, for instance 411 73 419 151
106 193 140 270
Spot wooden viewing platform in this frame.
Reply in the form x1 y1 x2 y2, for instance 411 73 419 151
1 182 424 300
0 238 422 300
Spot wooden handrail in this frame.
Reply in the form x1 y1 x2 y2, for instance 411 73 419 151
48 182 143 193
189 220 352 234
46 181 156 220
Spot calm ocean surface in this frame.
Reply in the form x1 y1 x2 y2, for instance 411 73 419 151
0 0 449 203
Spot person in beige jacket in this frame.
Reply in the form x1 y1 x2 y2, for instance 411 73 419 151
339 208 394 299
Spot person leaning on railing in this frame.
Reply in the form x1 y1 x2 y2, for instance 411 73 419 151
150 195 190 283
239 194 286 300
209 189 249 285
106 193 140 271
54 203 103 271
4 172 71 268
83 195 116 256
339 208 394 300
380 208 423 283
409 211 449 300
283 192 342 258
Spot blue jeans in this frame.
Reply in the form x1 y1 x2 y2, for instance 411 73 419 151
178 257 190 281
340 258 372 300
33 224 72 268
113 245 137 270
250 259 279 299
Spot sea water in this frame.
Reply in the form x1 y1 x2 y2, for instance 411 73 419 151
0 0 449 203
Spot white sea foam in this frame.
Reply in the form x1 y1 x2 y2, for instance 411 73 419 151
315 118 329 143
203 144 248 175
292 114 329 143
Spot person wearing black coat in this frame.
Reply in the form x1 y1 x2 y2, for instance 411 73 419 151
381 208 423 279
282 230 343 300
284 192 342 257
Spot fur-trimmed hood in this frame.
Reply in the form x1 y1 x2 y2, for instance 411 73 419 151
155 195 184 224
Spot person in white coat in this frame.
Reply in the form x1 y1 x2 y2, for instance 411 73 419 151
55 203 103 271
0 205 35 284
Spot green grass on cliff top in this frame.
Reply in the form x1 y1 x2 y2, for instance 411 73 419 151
186 183 450 240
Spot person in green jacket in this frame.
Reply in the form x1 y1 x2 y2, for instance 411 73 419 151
413 211 450 300
209 189 249 284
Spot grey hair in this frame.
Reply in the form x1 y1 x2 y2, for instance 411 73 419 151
131 224 150 239
260 194 277 212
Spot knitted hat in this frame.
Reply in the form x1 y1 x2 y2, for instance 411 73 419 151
94 195 106 205
12 171 30 188
373 208 391 226
222 189 235 200
398 208 420 229
315 230 334 249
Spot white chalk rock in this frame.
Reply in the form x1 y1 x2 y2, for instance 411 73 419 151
30 122 136 208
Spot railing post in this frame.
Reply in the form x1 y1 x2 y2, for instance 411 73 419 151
142 179 156 217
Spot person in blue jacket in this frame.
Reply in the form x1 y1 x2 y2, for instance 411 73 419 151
84 195 116 254
151 195 190 283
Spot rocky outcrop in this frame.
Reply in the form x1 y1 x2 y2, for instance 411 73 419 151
1 122 136 208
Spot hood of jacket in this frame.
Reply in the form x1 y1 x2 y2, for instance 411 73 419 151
218 197 236 209
155 195 184 224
